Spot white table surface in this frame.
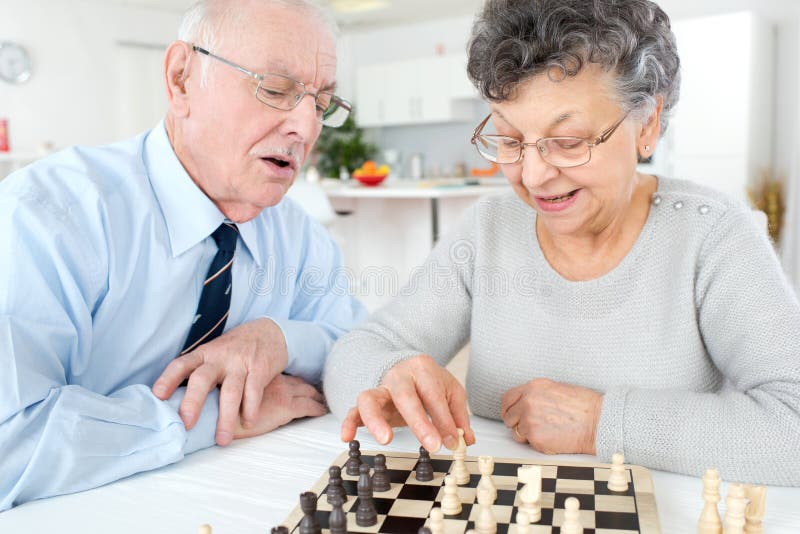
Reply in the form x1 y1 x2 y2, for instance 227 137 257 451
1 414 798 533
322 178 510 199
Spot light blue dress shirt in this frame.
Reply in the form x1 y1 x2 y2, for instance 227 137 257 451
0 122 367 511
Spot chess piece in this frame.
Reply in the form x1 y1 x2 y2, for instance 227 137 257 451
451 428 470 484
517 465 542 523
326 465 347 504
441 474 462 515
724 483 747 534
561 496 583 534
346 439 362 476
199 526 212 534
477 455 497 503
298 491 322 534
516 510 531 534
416 446 434 482
744 484 767 534
475 487 497 534
428 507 445 534
372 453 391 492
356 463 378 526
270 528 289 534
418 528 433 534
328 493 347 534
698 468 722 534
607 453 629 492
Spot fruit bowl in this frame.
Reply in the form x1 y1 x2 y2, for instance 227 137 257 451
354 173 388 187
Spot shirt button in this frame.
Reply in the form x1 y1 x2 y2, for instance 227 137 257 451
673 201 684 210
698 205 710 215
652 195 662 206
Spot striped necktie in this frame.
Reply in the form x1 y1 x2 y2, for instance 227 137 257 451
181 222 239 355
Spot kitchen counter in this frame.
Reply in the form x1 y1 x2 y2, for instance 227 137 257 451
321 177 510 199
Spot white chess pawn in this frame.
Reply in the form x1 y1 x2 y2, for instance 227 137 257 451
607 453 629 492
744 485 767 534
451 428 470 485
561 496 583 534
478 455 497 503
724 483 747 534
441 474 462 515
198 526 212 534
475 487 497 534
428 507 445 534
516 510 531 534
517 465 542 523
698 468 722 534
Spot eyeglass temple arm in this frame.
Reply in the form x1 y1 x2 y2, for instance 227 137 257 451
192 45 261 82
591 112 630 146
472 114 492 141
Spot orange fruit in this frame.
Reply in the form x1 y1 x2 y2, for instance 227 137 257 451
362 160 377 174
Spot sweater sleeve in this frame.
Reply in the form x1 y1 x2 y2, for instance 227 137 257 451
322 205 477 419
597 205 800 485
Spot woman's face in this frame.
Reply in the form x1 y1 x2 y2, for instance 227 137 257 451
490 64 650 238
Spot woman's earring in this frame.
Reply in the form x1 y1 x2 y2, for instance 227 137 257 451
644 145 651 152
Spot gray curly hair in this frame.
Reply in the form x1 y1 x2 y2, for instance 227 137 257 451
467 0 680 135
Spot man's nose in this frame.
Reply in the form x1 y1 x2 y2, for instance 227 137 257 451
280 93 321 144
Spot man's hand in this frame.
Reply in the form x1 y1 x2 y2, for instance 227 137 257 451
340 354 475 452
152 318 288 446
500 378 602 455
234 374 327 439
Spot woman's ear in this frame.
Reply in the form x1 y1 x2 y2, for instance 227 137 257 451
164 40 194 118
637 95 664 161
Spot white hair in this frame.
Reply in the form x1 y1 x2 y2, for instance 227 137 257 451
178 0 339 86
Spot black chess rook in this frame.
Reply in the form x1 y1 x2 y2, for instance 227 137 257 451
270 527 289 534
298 491 321 534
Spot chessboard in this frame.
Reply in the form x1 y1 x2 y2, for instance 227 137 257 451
281 449 661 533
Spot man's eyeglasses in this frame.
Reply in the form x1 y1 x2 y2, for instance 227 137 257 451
192 45 352 128
470 113 629 168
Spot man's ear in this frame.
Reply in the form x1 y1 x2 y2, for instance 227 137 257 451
637 95 664 161
164 40 194 118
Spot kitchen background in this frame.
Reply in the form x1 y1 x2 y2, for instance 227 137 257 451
2 0 800 310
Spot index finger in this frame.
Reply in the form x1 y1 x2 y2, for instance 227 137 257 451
152 351 205 400
391 380 442 453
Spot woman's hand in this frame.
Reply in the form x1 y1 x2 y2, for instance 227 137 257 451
501 378 602 454
340 354 475 452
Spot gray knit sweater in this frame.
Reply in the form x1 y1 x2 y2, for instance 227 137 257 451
323 177 800 486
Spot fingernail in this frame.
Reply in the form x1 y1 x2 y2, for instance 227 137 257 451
443 435 456 450
423 436 440 453
217 431 232 445
152 384 165 397
380 429 391 444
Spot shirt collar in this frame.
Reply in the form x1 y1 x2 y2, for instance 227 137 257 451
143 121 265 267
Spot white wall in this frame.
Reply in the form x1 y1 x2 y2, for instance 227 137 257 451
0 0 181 153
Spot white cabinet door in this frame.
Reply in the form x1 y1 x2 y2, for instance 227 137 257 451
354 64 387 127
448 53 479 100
417 57 452 123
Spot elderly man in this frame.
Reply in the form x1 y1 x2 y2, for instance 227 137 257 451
0 0 366 511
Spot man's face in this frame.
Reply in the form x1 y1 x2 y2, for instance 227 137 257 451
180 3 337 222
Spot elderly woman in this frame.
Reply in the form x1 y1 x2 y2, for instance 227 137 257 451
323 0 800 485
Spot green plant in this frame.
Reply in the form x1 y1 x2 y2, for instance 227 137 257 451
313 114 377 178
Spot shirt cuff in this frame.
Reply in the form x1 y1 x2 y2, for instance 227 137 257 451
268 317 330 385
164 387 219 455
595 386 629 462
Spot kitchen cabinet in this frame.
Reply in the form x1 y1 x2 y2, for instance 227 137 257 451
355 55 476 127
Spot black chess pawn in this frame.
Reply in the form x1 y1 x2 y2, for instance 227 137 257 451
415 446 434 482
298 491 321 534
355 463 378 526
328 493 347 534
326 465 348 504
346 439 362 476
271 528 289 534
418 528 433 534
371 453 391 492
